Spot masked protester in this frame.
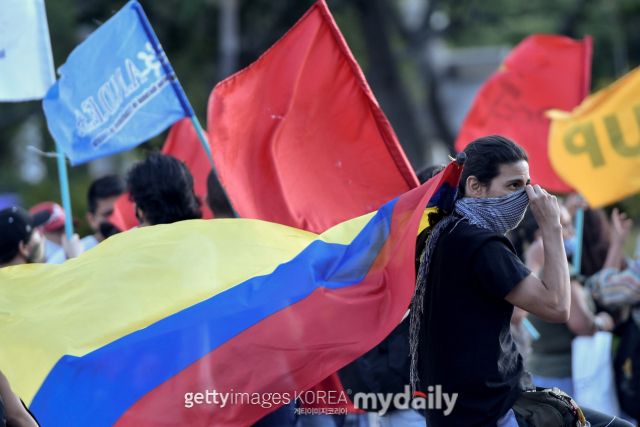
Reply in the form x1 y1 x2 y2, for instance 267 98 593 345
410 135 632 427
45 175 126 264
0 207 50 268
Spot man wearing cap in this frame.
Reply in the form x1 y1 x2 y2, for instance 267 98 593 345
0 206 50 268
28 202 83 263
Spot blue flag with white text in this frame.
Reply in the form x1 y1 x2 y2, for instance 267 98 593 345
43 1 189 165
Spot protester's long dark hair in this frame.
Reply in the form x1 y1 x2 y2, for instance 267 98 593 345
127 153 202 225
580 208 611 276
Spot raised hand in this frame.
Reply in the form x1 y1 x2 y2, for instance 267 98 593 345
526 185 561 232
610 207 633 247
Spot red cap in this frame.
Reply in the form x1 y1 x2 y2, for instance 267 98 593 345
29 202 81 232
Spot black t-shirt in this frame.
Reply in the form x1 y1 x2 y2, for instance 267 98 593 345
417 220 534 427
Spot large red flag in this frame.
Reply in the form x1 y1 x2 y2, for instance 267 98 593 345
109 119 214 231
455 34 592 193
207 0 418 235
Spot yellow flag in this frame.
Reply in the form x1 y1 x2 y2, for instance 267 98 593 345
548 67 640 207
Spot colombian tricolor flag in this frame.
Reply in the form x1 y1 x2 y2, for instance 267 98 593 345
0 160 462 427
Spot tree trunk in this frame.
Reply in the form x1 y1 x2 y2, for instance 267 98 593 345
218 0 241 80
351 0 428 168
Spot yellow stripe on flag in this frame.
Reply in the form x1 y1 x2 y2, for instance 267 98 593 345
0 214 372 404
548 66 640 207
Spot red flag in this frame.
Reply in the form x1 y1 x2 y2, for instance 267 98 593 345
109 119 214 230
109 193 138 232
207 0 418 235
455 34 592 193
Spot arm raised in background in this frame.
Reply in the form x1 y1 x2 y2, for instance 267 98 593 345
506 185 571 323
602 208 633 270
567 280 614 335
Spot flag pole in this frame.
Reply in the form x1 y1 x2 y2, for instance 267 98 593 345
55 145 74 239
188 115 214 167
40 0 74 240
132 1 237 217
573 206 585 274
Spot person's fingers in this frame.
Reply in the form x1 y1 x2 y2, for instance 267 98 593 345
611 208 621 228
525 185 535 199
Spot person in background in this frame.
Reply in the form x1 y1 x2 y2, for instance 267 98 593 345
206 170 235 219
0 206 49 268
28 202 82 262
584 211 637 423
85 175 126 244
415 165 445 185
127 153 202 226
46 175 126 264
0 207 50 426
525 206 616 396
508 208 540 364
586 210 636 311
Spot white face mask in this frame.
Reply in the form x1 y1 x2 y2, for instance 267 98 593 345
27 231 46 264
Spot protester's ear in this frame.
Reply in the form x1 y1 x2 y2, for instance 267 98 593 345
17 240 30 259
466 175 483 198
135 206 150 227
86 211 97 230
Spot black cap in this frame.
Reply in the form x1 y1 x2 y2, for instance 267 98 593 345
0 207 51 263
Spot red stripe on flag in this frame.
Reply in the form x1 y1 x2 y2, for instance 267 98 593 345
112 162 460 427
